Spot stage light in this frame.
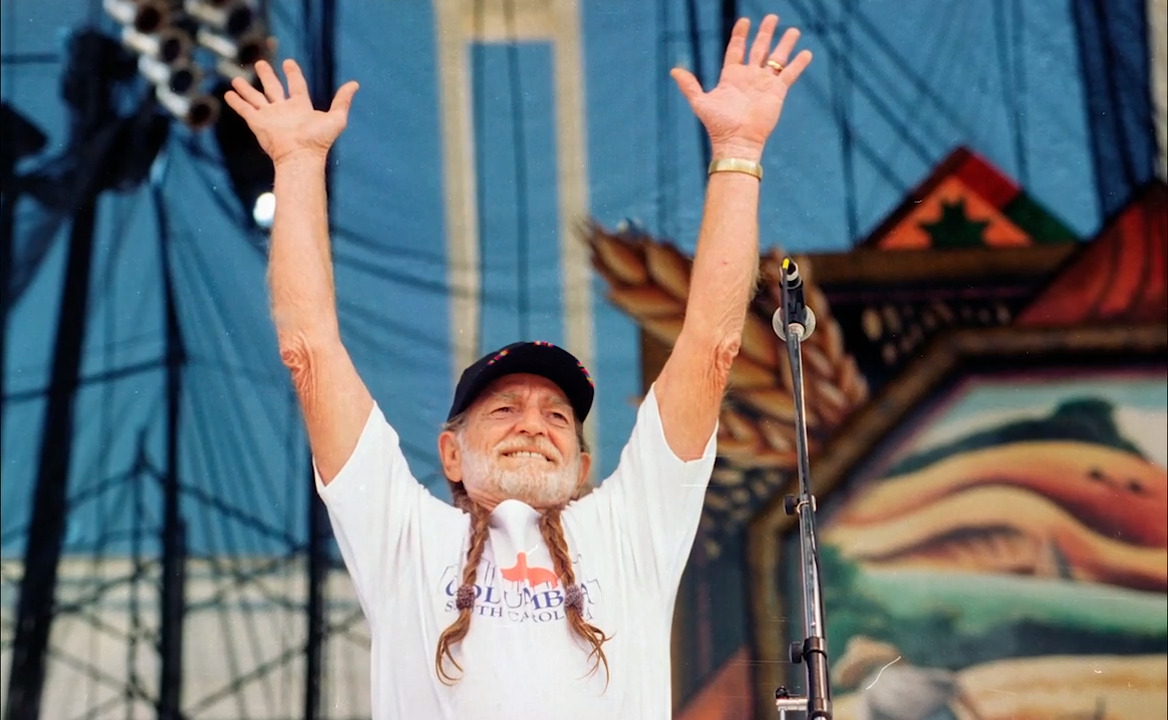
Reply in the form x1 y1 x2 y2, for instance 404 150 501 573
121 26 192 65
155 87 219 130
184 0 256 38
197 29 270 76
137 54 202 96
252 190 275 229
102 0 172 35
102 0 272 133
132 39 220 129
188 0 272 80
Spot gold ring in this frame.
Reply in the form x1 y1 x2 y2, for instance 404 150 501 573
766 59 785 74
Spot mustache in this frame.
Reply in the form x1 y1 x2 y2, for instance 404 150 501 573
493 437 562 462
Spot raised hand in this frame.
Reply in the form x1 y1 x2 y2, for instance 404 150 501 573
224 58 359 165
670 14 812 159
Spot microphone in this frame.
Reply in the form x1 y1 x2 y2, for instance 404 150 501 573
772 257 816 340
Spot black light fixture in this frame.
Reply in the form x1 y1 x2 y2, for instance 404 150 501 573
102 0 274 131
102 0 173 36
98 0 278 229
188 0 272 81
211 78 275 230
1 103 48 175
20 30 170 211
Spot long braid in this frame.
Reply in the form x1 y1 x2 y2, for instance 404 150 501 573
437 413 604 685
435 497 490 684
539 508 611 685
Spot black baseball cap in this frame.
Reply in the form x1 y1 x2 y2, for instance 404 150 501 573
447 341 595 422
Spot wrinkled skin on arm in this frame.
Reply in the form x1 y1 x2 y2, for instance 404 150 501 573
224 59 370 483
655 15 813 460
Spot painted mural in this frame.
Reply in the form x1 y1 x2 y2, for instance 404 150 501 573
817 370 1168 719
593 149 1168 718
759 176 1168 720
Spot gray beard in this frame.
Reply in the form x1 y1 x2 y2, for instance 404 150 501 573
458 438 580 509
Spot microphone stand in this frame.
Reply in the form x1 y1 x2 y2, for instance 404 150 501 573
770 258 832 719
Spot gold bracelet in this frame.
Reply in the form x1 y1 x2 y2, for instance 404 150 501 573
707 158 763 181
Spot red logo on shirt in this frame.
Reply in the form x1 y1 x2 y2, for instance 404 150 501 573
500 552 559 589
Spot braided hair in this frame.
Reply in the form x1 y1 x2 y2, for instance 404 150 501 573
435 414 610 686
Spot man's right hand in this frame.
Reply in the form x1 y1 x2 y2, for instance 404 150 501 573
224 58 360 165
226 57 371 484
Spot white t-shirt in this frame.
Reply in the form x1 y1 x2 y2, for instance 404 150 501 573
315 384 716 719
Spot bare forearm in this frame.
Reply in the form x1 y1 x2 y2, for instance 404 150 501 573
684 162 762 346
269 154 339 345
653 13 810 460
655 151 762 458
268 153 372 481
227 60 370 483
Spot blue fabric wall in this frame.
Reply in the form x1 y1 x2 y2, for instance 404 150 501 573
1 0 1139 558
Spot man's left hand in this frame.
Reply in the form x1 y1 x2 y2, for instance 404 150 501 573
670 14 813 161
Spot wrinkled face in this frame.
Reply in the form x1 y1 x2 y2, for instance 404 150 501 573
440 374 590 510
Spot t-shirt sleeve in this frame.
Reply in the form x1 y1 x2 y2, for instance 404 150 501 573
313 402 459 623
575 383 717 594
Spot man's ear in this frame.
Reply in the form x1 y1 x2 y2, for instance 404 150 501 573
438 430 463 483
576 451 592 491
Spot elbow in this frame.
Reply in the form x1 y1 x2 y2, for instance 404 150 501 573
711 333 741 389
678 319 742 387
668 317 742 397
279 334 318 398
278 333 311 369
279 330 348 402
277 326 312 364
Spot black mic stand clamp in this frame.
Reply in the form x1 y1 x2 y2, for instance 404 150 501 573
770 258 832 719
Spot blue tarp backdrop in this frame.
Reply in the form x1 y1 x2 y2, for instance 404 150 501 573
2 0 1122 559
4 0 1163 716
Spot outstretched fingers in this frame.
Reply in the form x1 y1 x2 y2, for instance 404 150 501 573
777 48 813 84
283 58 310 99
228 75 266 107
222 89 255 120
722 17 750 66
770 27 802 67
254 60 287 103
747 14 779 66
669 67 704 105
329 80 360 117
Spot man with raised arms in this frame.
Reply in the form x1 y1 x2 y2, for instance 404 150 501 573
225 13 811 718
